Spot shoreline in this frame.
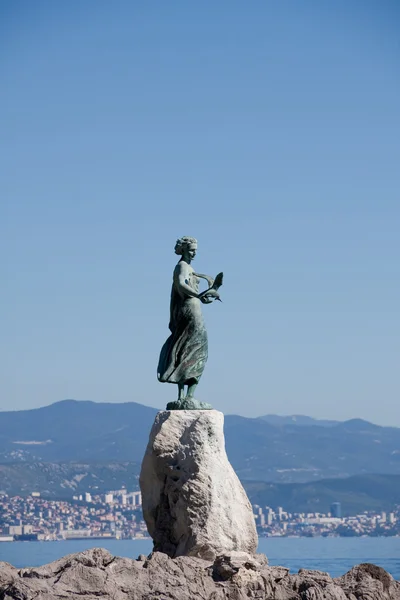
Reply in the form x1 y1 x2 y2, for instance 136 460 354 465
1 533 399 543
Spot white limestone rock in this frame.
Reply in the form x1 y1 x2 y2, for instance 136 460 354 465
139 409 258 560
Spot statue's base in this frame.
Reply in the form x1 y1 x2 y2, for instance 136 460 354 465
140 410 258 560
166 397 213 410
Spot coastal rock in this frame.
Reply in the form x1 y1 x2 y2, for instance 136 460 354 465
139 409 258 559
0 548 399 600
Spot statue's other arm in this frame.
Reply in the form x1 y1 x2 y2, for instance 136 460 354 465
193 273 215 287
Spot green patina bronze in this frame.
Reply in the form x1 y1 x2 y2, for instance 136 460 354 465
157 236 223 410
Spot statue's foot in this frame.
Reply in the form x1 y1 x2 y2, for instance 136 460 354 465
166 399 184 410
166 397 213 411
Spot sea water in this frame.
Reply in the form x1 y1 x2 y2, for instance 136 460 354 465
0 537 399 579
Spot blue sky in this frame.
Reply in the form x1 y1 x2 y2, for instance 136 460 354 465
1 1 399 424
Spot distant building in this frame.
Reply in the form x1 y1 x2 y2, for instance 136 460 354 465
330 502 341 518
105 494 113 504
85 493 92 503
132 492 142 506
23 525 33 535
63 529 91 539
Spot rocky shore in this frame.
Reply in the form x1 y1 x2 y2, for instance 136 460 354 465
1 547 399 600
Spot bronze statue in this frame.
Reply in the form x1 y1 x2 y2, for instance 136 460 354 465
157 236 223 410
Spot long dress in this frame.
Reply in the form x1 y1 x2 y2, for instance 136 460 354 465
157 263 208 385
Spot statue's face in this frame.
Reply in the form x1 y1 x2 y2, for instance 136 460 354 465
186 243 197 261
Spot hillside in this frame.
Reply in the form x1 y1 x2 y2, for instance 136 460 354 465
0 461 141 498
246 473 400 515
0 460 398 515
0 400 400 483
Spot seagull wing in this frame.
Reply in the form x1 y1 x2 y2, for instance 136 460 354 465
213 272 224 290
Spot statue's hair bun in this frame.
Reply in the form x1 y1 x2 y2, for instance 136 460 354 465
174 236 197 255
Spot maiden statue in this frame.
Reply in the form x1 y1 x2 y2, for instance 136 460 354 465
157 236 223 410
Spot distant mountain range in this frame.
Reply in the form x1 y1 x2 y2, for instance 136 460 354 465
0 400 399 484
0 400 155 465
259 414 339 427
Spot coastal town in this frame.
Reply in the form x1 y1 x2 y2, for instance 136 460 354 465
253 502 399 538
0 491 398 542
0 491 147 542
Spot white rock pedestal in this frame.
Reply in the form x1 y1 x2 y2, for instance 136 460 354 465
139 410 258 560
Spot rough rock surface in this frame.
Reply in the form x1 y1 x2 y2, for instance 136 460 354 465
140 409 258 559
1 548 399 600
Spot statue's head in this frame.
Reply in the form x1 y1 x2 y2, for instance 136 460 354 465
175 236 197 262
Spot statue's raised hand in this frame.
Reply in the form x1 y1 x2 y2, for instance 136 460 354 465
200 295 213 304
198 272 223 303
